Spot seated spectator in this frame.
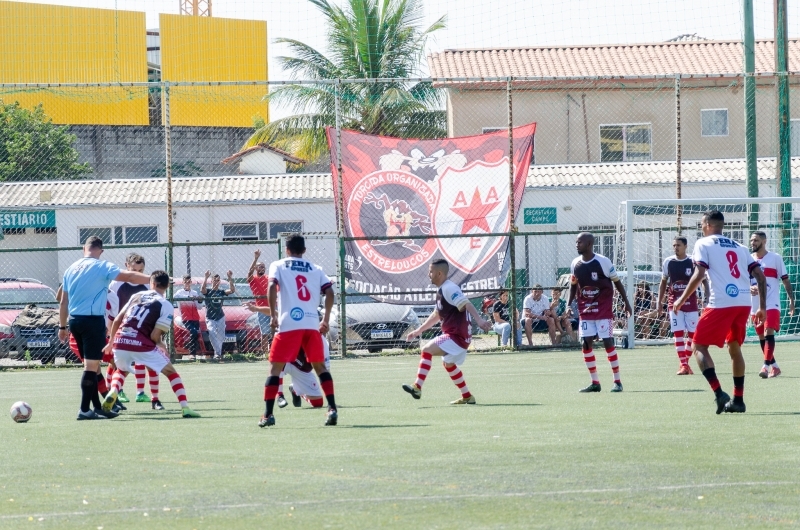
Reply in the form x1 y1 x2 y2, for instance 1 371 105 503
492 290 522 347
550 288 577 344
521 285 557 345
634 282 660 339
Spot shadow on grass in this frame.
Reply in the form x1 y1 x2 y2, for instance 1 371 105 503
627 389 705 393
416 403 542 409
746 411 800 416
343 424 430 429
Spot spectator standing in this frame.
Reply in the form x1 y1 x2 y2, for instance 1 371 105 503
201 270 235 361
58 236 150 420
521 285 557 345
174 274 202 360
247 249 271 356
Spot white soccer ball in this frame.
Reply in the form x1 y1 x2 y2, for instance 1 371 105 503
10 401 32 423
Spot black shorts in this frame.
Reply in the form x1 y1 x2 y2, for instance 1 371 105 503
521 318 549 332
69 316 107 361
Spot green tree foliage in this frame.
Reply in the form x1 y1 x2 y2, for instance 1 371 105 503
0 101 92 181
244 0 447 167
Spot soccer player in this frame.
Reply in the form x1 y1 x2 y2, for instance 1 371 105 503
259 234 337 427
106 253 160 408
658 236 709 375
402 259 492 404
101 270 200 418
58 236 150 420
173 274 202 360
749 231 795 378
567 232 633 393
673 211 766 414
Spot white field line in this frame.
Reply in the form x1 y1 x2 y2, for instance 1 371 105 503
0 481 794 521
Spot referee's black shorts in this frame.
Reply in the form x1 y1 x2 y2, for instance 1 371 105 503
69 316 107 361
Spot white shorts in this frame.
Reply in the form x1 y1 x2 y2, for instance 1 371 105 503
113 347 169 375
669 310 699 333
430 334 467 366
578 318 613 340
284 364 322 397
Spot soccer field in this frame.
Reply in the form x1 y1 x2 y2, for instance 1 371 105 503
1 344 799 529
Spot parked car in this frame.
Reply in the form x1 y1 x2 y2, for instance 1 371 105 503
0 278 79 363
328 289 419 353
172 278 260 356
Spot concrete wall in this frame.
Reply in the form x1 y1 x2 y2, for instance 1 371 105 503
447 82 800 165
238 150 287 175
69 125 253 179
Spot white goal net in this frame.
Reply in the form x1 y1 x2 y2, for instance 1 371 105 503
616 197 800 348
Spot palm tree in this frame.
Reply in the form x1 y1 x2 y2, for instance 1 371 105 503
243 0 446 167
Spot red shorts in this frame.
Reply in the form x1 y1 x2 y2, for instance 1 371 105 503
693 306 750 348
269 329 324 364
752 308 781 335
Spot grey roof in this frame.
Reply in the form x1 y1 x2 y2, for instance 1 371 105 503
0 158 797 208
0 174 333 208
526 157 800 188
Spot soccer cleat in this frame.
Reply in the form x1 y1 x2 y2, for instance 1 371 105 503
768 366 781 378
677 365 692 375
289 385 302 407
258 414 275 428
723 400 746 413
181 407 201 418
715 391 731 415
402 383 422 400
117 390 130 403
152 399 165 411
115 401 127 411
101 390 118 413
450 395 477 405
325 408 338 426
579 383 602 393
111 402 124 414
76 409 107 420
135 392 150 403
610 382 623 393
277 394 288 409
93 408 119 419
758 367 769 379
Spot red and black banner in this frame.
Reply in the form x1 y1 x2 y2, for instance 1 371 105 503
327 124 536 304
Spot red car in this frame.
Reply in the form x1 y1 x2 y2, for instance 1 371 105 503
172 279 261 357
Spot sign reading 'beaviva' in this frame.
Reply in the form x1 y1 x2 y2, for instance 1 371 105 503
0 211 56 229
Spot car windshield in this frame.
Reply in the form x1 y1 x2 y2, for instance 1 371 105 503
0 288 57 306
344 289 378 304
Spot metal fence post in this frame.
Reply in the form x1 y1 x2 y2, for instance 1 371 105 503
675 75 683 234
506 78 518 350
164 82 176 359
335 79 348 358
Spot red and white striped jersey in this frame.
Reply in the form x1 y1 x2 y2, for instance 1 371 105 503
692 235 758 309
750 251 788 313
268 257 332 333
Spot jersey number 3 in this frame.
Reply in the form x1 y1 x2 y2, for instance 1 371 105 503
295 275 311 302
726 251 741 279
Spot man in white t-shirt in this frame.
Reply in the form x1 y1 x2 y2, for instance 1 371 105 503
749 231 795 379
259 234 337 428
521 285 556 345
673 211 766 415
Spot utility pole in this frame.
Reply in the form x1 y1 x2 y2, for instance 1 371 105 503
774 0 791 258
743 0 758 230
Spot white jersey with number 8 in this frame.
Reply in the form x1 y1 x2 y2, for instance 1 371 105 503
268 257 333 333
692 235 758 309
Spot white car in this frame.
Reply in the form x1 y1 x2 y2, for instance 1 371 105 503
328 290 419 353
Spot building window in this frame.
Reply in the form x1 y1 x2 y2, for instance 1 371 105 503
579 225 615 263
701 109 728 137
600 124 651 162
34 227 57 234
3 228 25 235
268 221 303 239
791 119 799 157
222 223 259 241
79 226 158 245
222 222 304 241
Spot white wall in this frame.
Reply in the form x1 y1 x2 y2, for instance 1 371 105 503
238 150 288 175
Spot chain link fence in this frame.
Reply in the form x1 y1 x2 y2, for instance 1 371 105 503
0 74 798 364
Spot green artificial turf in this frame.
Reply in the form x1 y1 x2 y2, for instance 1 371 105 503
1 344 799 529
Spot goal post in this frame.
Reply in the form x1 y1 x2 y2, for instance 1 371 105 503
618 197 800 349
